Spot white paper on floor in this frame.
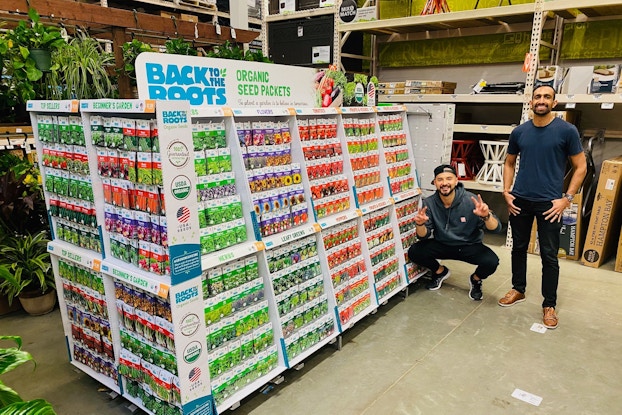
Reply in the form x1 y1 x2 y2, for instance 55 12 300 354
511 388 543 406
530 323 548 333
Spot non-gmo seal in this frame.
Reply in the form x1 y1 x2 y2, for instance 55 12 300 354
183 341 202 363
180 313 200 336
171 175 192 200
167 141 190 167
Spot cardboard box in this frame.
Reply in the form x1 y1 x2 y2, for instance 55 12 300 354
561 66 594 94
405 80 457 89
536 65 565 92
378 81 405 89
590 65 620 93
180 13 199 23
378 88 405 95
582 156 622 268
404 87 455 94
615 226 622 272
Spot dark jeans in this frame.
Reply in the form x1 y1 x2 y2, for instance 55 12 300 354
407 239 499 280
509 196 563 308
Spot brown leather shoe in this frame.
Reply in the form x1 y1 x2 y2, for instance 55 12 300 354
498 289 526 307
543 307 558 329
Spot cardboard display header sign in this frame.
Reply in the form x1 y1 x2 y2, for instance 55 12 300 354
136 52 318 108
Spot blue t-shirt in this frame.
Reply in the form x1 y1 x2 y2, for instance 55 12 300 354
508 117 582 202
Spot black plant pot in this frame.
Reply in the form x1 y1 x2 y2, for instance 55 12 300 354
29 48 52 72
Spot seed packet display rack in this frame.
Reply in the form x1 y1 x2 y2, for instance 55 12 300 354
30 100 426 415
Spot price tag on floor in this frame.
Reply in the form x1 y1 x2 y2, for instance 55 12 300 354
511 388 543 406
530 323 547 333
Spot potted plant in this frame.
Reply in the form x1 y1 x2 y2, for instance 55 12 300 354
121 39 154 86
7 8 66 71
0 335 56 414
164 37 198 56
48 30 116 99
0 231 56 315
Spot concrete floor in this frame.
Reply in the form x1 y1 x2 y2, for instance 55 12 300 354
2 235 622 415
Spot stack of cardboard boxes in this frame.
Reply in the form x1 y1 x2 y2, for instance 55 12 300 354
377 80 457 96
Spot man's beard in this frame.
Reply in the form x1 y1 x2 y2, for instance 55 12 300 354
533 104 551 116
439 184 455 196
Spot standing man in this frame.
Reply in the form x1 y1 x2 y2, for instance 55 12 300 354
408 165 502 301
499 84 587 329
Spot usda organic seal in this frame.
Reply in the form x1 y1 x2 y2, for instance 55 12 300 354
183 341 202 363
171 175 192 200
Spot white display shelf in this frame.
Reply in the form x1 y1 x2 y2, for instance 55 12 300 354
286 328 339 369
453 124 515 135
79 99 156 113
460 179 504 193
201 241 264 270
261 223 320 250
215 365 288 413
338 3 536 35
71 360 120 394
391 188 421 204
358 197 393 215
379 94 525 104
0 136 36 151
556 94 622 105
293 107 340 116
27 99 80 113
265 6 336 22
376 282 405 306
338 299 377 333
316 209 361 230
231 107 293 117
340 106 377 114
48 240 103 271
100 258 171 299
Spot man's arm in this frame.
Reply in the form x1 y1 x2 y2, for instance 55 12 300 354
565 151 588 200
503 154 517 195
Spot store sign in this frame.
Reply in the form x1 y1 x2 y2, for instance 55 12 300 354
136 53 318 108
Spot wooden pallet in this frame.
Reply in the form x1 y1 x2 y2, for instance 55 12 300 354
176 0 217 11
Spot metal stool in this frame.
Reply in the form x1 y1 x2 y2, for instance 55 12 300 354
476 140 508 185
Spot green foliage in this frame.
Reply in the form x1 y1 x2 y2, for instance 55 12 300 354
0 231 54 305
48 30 116 99
206 41 272 63
0 8 66 104
343 82 356 106
164 38 198 56
326 69 347 92
121 39 154 84
0 159 48 236
0 335 56 414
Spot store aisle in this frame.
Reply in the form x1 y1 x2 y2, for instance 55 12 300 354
2 237 621 415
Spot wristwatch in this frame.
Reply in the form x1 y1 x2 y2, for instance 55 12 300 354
564 193 574 203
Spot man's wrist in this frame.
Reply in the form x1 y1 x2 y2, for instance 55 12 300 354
480 212 492 221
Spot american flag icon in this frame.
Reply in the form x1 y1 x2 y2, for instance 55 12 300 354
177 206 191 223
189 367 201 382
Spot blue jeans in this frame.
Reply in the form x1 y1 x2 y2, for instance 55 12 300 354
509 197 563 308
407 239 499 280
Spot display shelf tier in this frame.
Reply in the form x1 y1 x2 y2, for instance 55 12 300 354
376 105 408 113
201 241 264 270
557 94 622 104
293 107 340 116
48 240 103 271
454 124 515 135
338 302 377 333
215 365 288 413
544 0 622 17
286 330 340 369
27 100 80 113
376 283 406 306
100 258 170 299
358 197 393 215
265 6 336 22
391 188 421 204
340 106 376 114
231 107 294 117
262 223 320 250
190 106 232 118
316 209 361 230
460 180 504 193
339 3 536 35
380 94 525 104
70 360 120 394
405 265 428 284
79 99 156 113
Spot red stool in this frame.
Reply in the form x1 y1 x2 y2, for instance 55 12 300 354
451 139 480 180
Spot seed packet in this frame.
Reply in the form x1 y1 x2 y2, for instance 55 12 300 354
152 152 162 186
150 120 160 153
137 152 153 185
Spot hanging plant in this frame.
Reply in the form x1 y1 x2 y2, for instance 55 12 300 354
164 38 198 56
121 39 154 85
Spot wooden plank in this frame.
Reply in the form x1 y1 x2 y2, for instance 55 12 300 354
2 0 258 44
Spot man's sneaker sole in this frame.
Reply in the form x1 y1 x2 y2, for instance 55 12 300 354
468 279 483 301
497 297 526 307
427 271 450 291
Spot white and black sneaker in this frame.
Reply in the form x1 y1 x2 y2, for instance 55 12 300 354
426 267 450 290
469 274 483 301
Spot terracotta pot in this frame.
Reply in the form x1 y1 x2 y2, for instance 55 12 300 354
18 289 57 316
